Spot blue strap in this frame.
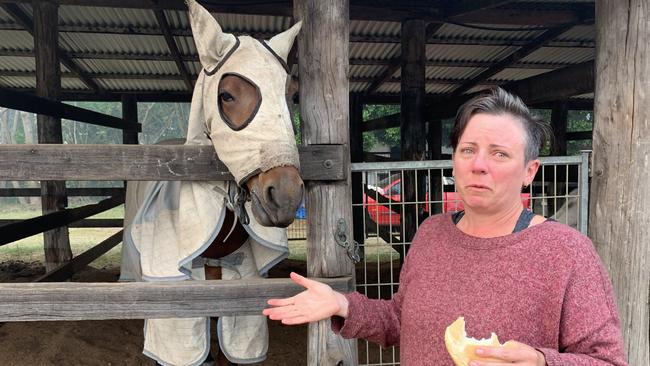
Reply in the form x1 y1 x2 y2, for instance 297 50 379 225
453 208 535 233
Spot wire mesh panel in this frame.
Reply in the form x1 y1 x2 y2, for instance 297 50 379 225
350 152 590 366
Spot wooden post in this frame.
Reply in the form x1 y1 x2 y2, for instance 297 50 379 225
121 95 139 145
400 19 426 249
294 0 357 364
551 100 568 155
591 1 649 364
427 119 442 215
350 93 365 257
34 1 71 271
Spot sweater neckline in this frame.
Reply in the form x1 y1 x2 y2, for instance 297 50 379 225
445 212 552 250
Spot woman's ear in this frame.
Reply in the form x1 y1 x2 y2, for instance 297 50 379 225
525 159 541 185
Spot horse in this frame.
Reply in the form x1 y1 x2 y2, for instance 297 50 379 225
119 1 303 365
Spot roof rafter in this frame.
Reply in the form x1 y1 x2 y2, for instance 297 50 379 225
153 9 193 91
450 23 576 96
364 22 442 96
0 3 101 92
0 0 594 25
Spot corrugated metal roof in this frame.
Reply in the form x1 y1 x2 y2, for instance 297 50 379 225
425 66 485 80
350 43 400 60
488 68 551 81
164 9 293 33
61 78 89 90
0 56 36 71
350 20 400 36
97 78 186 91
0 1 597 100
425 84 458 94
76 59 180 75
555 25 595 42
173 36 196 56
0 30 33 50
0 76 33 88
426 44 519 62
434 23 544 42
521 46 594 64
59 6 158 28
59 33 169 55
0 7 13 23
350 82 367 93
350 65 388 78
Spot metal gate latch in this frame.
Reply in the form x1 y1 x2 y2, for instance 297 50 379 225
333 218 360 263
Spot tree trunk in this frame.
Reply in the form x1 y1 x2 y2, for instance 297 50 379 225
591 1 649 364
294 0 357 364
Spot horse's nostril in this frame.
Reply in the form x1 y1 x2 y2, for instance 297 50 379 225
266 186 276 206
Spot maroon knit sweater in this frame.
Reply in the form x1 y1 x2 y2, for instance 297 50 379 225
333 214 628 366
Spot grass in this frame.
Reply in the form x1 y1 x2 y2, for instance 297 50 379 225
0 203 399 268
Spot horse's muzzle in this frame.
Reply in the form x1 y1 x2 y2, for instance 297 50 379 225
246 166 303 227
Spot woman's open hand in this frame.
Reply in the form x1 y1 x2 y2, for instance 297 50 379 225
262 272 349 325
470 341 546 366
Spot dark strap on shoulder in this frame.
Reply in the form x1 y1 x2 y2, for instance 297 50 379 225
453 208 535 233
512 208 535 233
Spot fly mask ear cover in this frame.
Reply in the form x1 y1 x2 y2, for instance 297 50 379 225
201 36 301 186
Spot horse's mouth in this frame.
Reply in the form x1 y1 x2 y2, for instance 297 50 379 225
250 190 284 227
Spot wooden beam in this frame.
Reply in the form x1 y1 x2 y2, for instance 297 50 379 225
32 1 72 272
590 1 648 364
365 22 443 96
35 230 123 282
1 3 100 92
0 219 124 228
565 131 592 141
154 9 193 91
0 144 345 181
450 6 594 26
444 1 515 19
0 88 141 131
400 18 426 249
0 277 353 321
551 100 568 155
0 194 124 246
0 25 595 48
295 0 356 364
0 0 594 25
504 60 594 105
0 187 124 197
361 112 400 132
451 24 576 96
121 95 139 144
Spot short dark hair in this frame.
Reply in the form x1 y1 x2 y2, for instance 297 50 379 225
450 87 551 163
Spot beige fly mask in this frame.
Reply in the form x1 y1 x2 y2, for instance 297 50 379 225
185 0 301 186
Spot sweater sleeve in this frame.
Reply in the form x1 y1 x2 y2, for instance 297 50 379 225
330 218 427 347
538 236 628 366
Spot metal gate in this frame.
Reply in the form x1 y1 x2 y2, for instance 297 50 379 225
350 152 590 365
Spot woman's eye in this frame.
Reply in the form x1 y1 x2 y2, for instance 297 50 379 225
219 92 234 102
461 148 473 154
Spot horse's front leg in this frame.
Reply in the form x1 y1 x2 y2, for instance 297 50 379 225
205 266 238 366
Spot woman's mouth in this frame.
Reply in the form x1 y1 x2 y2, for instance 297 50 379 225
467 184 490 191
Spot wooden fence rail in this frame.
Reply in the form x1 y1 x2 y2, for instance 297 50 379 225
0 277 353 321
0 144 345 181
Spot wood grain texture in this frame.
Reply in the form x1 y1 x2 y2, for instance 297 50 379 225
33 1 72 272
0 277 353 322
295 0 357 364
0 144 344 181
591 1 649 364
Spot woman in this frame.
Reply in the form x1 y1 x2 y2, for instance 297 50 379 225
263 88 628 366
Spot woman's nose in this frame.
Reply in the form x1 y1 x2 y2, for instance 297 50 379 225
471 153 488 174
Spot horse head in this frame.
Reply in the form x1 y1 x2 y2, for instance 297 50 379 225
186 0 304 228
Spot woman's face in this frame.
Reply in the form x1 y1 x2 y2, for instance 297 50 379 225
452 113 540 215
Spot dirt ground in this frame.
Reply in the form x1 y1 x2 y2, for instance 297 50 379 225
0 259 400 366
